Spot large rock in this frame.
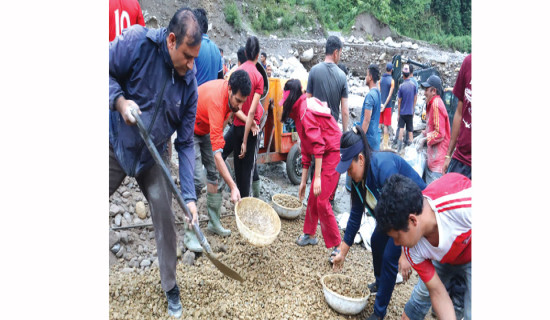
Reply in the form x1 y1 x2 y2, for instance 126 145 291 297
300 48 314 62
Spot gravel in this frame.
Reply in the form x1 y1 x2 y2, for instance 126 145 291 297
109 213 435 319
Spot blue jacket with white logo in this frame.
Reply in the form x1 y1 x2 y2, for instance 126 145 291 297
343 151 426 246
109 25 198 203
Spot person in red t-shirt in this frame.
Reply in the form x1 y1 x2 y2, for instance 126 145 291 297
109 0 145 42
417 75 451 184
443 54 471 179
228 36 264 198
375 173 472 320
279 79 342 259
182 70 252 252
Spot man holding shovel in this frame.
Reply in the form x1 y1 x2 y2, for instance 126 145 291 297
109 8 201 318
184 70 252 251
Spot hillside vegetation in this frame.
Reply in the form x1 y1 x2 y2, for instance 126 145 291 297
223 0 471 52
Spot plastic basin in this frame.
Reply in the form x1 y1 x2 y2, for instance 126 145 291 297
320 274 370 315
271 194 302 219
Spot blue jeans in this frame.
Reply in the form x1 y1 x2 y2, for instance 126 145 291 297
404 261 471 320
424 168 442 185
371 225 401 318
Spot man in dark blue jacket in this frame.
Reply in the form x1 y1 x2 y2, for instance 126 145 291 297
109 8 202 318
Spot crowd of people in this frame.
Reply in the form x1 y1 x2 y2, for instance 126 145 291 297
109 2 472 319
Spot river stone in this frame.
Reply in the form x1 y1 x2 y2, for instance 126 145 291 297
121 267 134 274
123 212 132 223
114 214 122 227
136 201 147 219
109 230 120 248
140 259 151 267
109 204 122 216
177 247 183 258
119 231 129 244
122 191 131 198
182 250 195 266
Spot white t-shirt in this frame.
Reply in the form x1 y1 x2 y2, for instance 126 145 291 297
404 173 472 283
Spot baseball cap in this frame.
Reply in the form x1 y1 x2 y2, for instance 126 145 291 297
402 65 410 73
386 62 393 71
335 139 364 174
420 75 442 89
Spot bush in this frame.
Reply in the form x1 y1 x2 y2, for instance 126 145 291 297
224 1 242 32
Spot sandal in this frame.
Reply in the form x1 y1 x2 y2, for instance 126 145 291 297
296 234 318 246
329 247 341 264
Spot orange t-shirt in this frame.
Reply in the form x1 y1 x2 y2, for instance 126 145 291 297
194 80 231 151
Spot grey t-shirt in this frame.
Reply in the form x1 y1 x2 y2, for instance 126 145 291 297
306 62 348 121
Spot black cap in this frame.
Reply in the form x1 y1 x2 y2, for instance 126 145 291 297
420 75 442 89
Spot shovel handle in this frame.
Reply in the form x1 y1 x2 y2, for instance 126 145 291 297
130 108 212 253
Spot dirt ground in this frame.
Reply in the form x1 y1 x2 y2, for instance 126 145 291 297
109 208 435 320
109 161 437 320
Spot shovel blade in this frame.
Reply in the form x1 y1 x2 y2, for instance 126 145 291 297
205 252 244 282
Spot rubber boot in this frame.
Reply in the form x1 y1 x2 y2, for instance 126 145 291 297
252 180 261 198
206 192 231 237
397 140 403 153
183 227 203 252
382 133 390 150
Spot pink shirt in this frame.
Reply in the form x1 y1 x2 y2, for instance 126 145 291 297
233 61 264 126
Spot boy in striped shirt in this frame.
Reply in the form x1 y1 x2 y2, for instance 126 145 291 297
374 173 471 320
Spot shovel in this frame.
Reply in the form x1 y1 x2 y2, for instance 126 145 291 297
130 108 244 282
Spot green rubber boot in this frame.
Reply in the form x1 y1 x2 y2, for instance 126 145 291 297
206 192 231 237
252 179 261 198
183 227 203 253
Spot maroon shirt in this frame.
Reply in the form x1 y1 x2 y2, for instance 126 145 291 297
234 61 264 126
452 54 472 167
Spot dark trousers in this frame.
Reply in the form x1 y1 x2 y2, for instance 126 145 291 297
223 125 259 183
224 125 258 197
447 158 471 180
371 224 401 318
109 144 177 292
443 157 471 315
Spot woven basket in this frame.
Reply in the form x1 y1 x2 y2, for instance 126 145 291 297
235 197 281 247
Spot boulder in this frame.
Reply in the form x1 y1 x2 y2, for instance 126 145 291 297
300 48 314 62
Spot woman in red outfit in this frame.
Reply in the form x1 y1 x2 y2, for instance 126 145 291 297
280 79 342 260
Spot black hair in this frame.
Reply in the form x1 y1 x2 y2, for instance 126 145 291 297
326 36 343 55
192 8 208 34
340 125 372 183
386 64 392 72
337 63 349 76
261 52 267 58
228 69 252 97
245 36 260 61
237 47 247 64
374 174 424 233
219 48 224 54
280 79 303 122
168 8 202 47
368 64 380 83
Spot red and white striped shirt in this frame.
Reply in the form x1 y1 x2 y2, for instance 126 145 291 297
404 173 472 283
